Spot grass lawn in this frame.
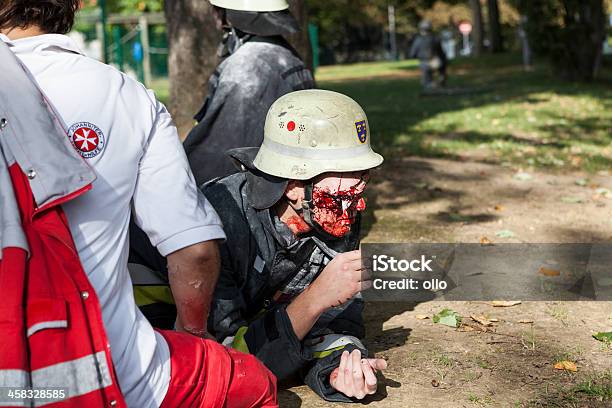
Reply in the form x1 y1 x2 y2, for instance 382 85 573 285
317 53 612 173
154 54 611 172
151 55 612 407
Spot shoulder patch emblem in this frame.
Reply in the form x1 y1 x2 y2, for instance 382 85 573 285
67 122 106 159
355 120 367 143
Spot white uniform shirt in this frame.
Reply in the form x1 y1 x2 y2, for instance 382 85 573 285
2 34 226 407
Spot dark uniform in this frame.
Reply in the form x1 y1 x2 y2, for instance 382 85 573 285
202 149 369 403
184 36 314 184
409 30 447 89
129 147 371 402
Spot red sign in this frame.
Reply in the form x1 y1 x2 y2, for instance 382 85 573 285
459 22 472 34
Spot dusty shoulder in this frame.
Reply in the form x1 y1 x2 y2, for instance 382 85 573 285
219 42 294 83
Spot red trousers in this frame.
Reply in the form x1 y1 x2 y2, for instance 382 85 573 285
158 330 278 408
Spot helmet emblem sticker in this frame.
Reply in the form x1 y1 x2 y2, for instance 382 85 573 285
355 120 367 143
67 122 106 159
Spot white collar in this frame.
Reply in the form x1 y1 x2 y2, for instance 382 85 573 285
0 33 83 55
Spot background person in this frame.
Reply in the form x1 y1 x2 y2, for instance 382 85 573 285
183 0 315 184
409 20 448 89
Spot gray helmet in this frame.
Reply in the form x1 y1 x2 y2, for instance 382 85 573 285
210 0 299 37
228 90 383 211
419 20 433 33
254 90 383 180
210 0 288 11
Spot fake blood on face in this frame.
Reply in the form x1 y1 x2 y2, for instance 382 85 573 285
285 215 311 235
311 185 367 238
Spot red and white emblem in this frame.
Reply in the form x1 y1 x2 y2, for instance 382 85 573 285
67 122 106 159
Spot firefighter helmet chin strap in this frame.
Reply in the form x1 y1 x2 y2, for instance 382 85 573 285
297 181 342 241
217 27 253 58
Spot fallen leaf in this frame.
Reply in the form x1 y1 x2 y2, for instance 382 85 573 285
518 319 534 324
539 266 561 277
415 314 430 320
593 332 612 343
514 172 533 181
480 236 494 246
596 188 611 198
570 156 583 166
575 178 588 186
448 213 471 222
495 230 516 239
554 361 578 372
597 277 612 286
471 315 494 326
494 205 504 211
490 300 522 307
561 196 584 204
433 308 462 328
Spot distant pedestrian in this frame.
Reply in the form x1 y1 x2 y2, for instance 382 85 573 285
409 20 448 89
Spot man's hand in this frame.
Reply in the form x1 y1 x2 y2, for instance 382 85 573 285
309 250 370 309
167 240 221 338
286 250 370 340
329 350 387 400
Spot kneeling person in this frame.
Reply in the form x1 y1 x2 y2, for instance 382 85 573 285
204 90 387 402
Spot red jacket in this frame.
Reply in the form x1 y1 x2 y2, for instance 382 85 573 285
0 41 127 407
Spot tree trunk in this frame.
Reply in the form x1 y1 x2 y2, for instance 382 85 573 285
287 0 313 71
487 0 503 52
164 0 221 139
469 0 484 56
566 0 606 80
516 0 606 81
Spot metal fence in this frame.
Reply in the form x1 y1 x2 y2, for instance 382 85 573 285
75 12 168 87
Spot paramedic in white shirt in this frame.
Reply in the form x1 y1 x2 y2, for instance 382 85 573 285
0 1 277 407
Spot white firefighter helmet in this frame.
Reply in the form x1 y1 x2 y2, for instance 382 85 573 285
209 0 289 12
253 89 384 180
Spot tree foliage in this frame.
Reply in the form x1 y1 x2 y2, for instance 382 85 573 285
82 0 163 13
514 0 607 81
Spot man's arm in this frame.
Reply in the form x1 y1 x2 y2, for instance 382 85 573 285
286 250 366 340
132 95 225 336
167 240 220 337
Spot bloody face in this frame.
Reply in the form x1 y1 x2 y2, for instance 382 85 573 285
311 171 369 237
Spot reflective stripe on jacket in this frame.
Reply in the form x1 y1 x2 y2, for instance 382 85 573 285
0 41 126 407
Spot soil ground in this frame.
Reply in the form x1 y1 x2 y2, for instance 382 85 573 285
146 54 612 407
272 54 612 408
279 157 612 407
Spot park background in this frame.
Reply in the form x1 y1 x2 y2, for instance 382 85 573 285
73 1 612 406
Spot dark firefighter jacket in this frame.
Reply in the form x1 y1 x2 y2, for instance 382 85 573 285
183 36 315 185
202 172 369 402
409 33 447 66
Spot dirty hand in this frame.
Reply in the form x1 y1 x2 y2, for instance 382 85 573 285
308 250 371 310
329 349 387 399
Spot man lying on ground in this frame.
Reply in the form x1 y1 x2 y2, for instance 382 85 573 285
132 89 388 402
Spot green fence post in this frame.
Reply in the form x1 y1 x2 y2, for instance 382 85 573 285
308 23 319 73
112 25 124 70
99 0 109 63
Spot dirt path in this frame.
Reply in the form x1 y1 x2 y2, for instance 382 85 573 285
280 157 612 407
